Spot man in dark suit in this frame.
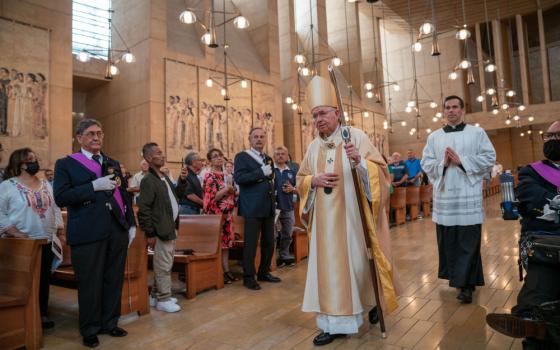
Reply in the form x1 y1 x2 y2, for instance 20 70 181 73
234 127 281 290
54 119 136 348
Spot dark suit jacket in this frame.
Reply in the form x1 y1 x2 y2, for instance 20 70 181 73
515 160 560 234
54 153 135 246
234 151 275 218
175 168 203 209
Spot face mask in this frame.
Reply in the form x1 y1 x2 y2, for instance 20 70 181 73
543 139 560 162
23 161 40 175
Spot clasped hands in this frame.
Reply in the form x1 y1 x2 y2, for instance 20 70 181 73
444 147 462 167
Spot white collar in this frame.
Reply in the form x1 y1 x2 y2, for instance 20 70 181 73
81 148 102 161
274 163 289 171
250 147 264 156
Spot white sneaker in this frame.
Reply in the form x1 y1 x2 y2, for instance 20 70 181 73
156 300 181 313
150 296 177 307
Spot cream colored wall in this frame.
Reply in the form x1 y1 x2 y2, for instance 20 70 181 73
79 0 283 175
0 0 73 168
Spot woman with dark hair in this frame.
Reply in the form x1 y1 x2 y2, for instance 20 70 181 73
202 148 237 284
0 148 64 329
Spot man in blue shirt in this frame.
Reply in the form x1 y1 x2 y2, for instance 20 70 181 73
390 152 408 187
273 146 297 266
405 149 423 187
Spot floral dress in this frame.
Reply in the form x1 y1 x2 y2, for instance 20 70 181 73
202 171 236 249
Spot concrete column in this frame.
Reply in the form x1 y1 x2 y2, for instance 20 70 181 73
492 19 506 105
537 7 551 103
515 15 530 105
475 23 487 112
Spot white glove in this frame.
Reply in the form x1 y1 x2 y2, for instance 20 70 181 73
128 226 136 248
92 174 116 191
549 195 560 210
261 164 272 177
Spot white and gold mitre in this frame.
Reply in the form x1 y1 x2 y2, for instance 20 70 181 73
306 75 337 111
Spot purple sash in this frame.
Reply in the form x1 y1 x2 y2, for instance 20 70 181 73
69 152 126 217
530 161 560 188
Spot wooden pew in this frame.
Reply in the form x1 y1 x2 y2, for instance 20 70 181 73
0 238 47 350
419 185 433 218
405 186 420 220
52 212 150 316
231 215 277 271
390 187 407 225
175 215 224 299
292 200 308 263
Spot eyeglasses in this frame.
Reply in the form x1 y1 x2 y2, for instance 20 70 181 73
81 131 104 138
210 154 223 159
542 132 560 141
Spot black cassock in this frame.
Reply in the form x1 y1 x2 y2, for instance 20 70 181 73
436 224 485 288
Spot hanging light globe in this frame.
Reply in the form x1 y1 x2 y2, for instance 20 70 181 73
505 119 511 125
476 95 485 102
501 103 509 110
456 27 471 40
506 90 516 97
419 22 433 35
426 128 432 133
220 88 227 96
366 91 374 99
527 130 532 134
432 117 438 122
383 121 388 129
485 63 496 72
363 111 370 118
429 102 438 109
487 88 496 95
179 10 197 24
513 115 520 121
364 82 373 91
393 84 401 92
233 16 250 29
475 123 480 127
401 121 407 126
436 112 442 118
300 67 310 76
294 54 306 64
205 78 213 87
528 116 534 122
331 57 342 66
520 132 525 137
448 71 458 80
201 32 212 46
492 109 499 115
519 105 526 111
77 50 90 62
291 103 298 110
285 97 293 104
407 101 416 107
459 60 471 69
122 52 135 63
405 106 413 113
109 64 119 75
412 42 422 52
240 79 248 88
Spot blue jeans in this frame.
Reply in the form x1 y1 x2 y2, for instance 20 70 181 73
179 205 201 215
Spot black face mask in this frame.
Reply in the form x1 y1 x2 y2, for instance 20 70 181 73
544 139 560 162
23 161 40 175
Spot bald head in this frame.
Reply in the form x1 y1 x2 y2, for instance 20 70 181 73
543 121 560 162
547 121 560 133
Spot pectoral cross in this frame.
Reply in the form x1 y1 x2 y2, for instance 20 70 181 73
327 158 334 164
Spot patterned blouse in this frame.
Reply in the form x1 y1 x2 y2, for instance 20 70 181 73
202 171 236 249
0 178 63 240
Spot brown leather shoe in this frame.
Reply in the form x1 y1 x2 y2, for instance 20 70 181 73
486 313 547 340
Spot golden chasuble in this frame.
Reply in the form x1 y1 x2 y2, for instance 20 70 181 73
297 127 399 316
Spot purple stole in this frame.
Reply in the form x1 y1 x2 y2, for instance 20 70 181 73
69 152 126 217
530 161 560 189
